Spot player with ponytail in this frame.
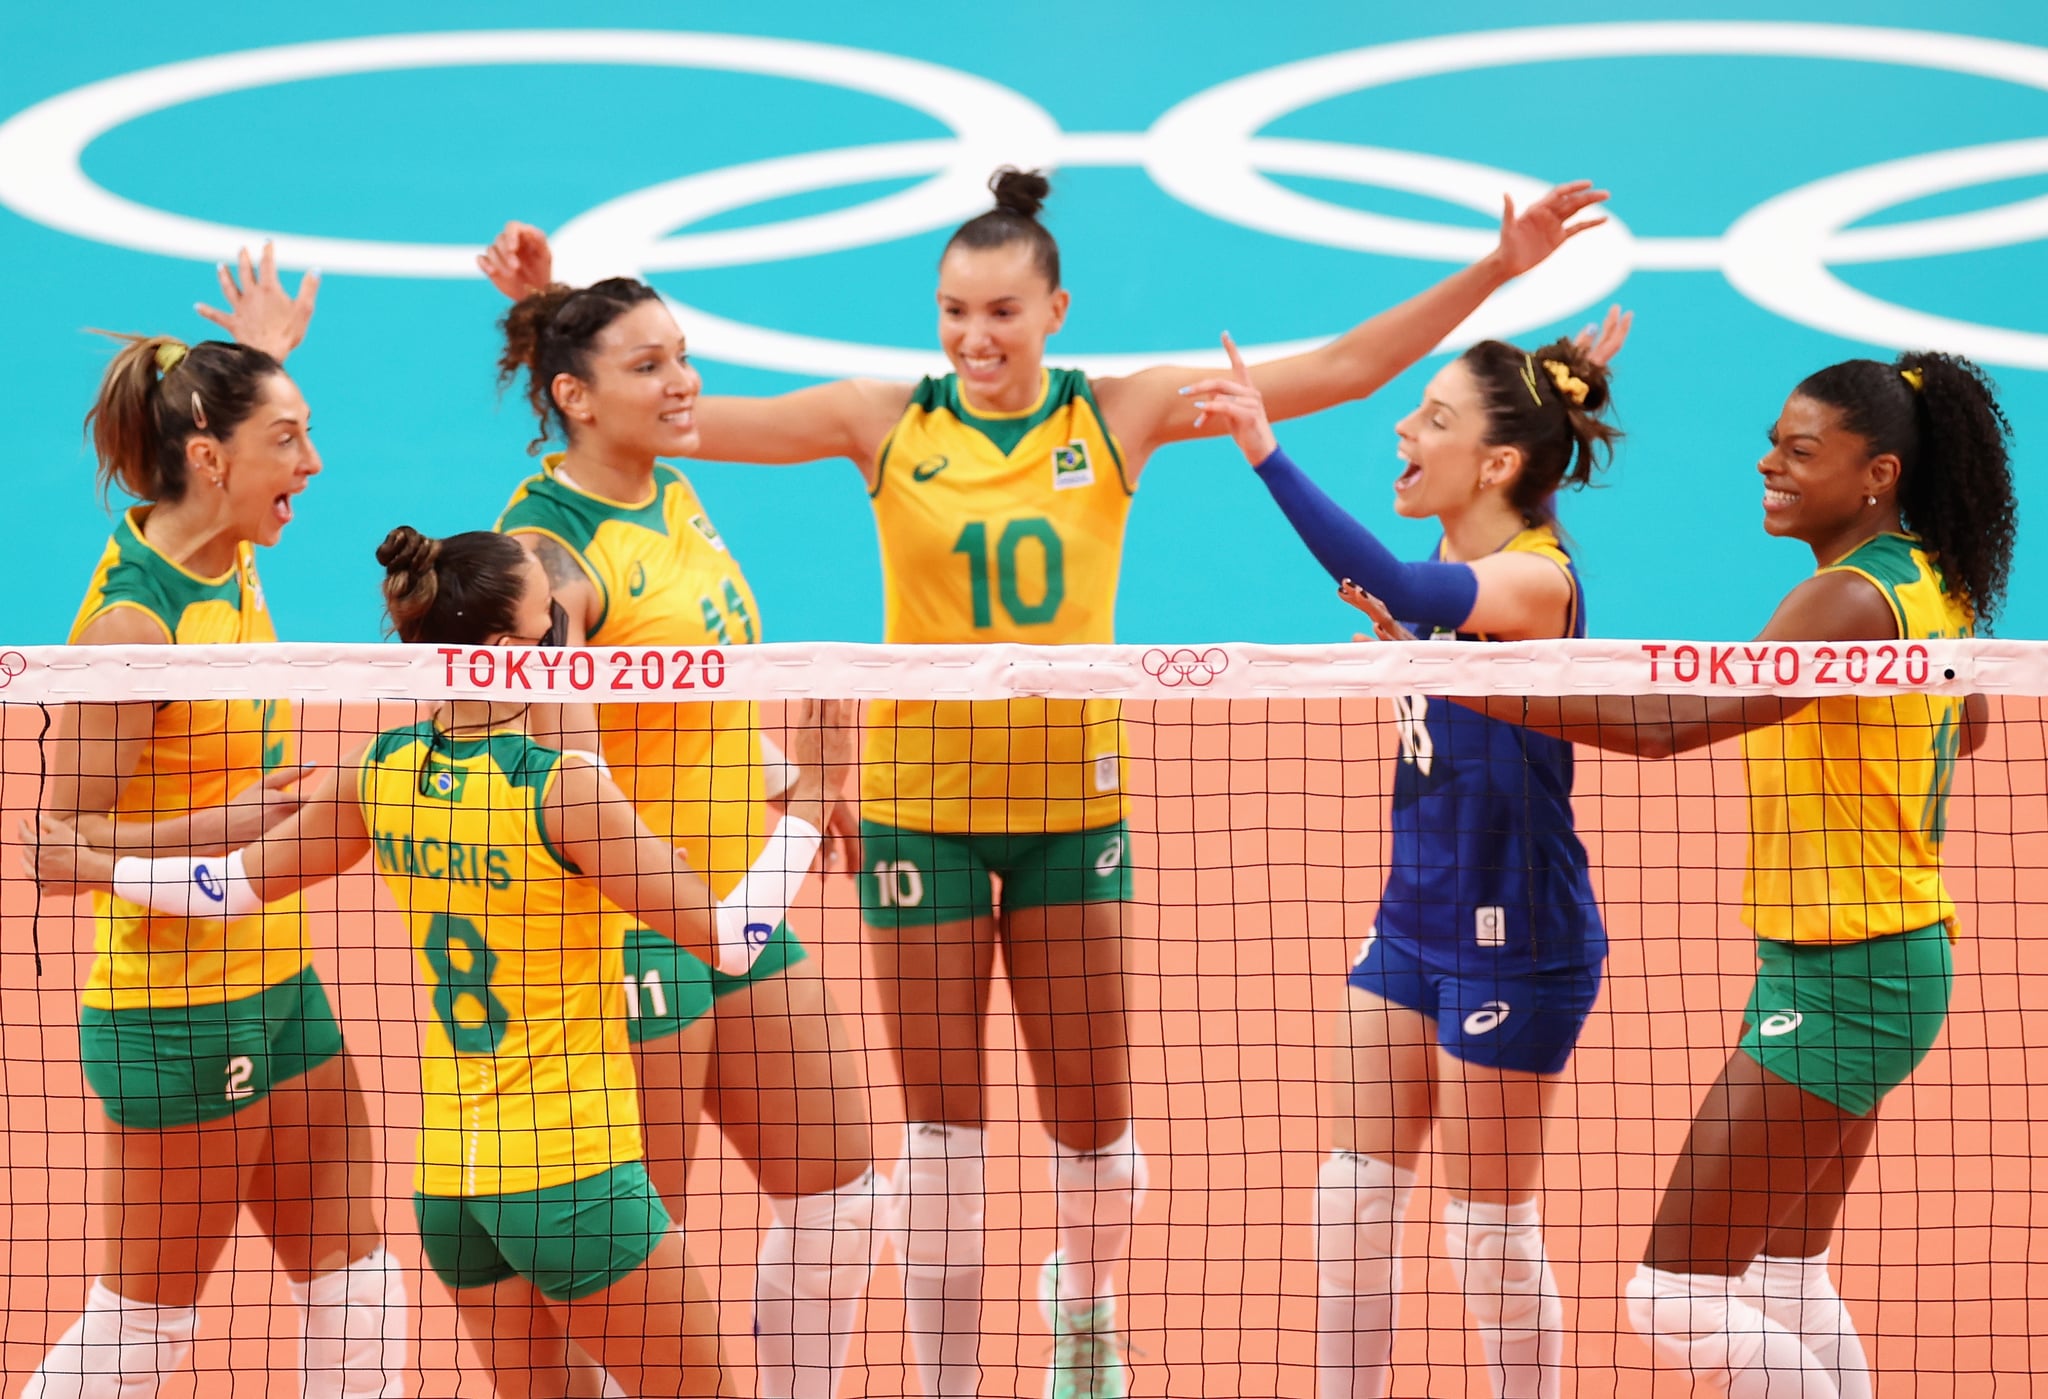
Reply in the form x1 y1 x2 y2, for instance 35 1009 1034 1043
480 162 1614 1399
1427 349 2017 1399
1191 313 1628 1399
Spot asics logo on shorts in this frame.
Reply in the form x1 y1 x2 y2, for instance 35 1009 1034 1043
744 921 775 949
1759 1010 1804 1037
193 864 225 903
1095 836 1124 877
1462 1000 1511 1036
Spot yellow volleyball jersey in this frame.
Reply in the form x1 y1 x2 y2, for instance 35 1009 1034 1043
866 369 1132 833
497 457 766 895
1436 523 1581 641
359 721 640 1197
70 509 305 1010
1743 533 1973 944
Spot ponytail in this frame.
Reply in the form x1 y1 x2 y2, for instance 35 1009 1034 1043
85 335 281 506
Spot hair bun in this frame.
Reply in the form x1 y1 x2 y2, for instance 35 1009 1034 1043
1531 337 1613 416
376 525 440 576
988 166 1051 219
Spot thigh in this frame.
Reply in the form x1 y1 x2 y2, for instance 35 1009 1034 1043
1433 1051 1565 1204
563 1228 732 1398
1329 985 1438 1173
869 910 999 1129
633 1018 716 1220
1643 1048 1870 1277
96 1101 270 1307
249 1045 382 1281
706 957 873 1199
1003 898 1132 1152
451 1274 579 1399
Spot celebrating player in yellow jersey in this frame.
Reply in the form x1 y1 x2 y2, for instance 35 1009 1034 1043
29 287 403 1399
481 165 1609 1399
1414 351 2017 1399
29 525 849 1399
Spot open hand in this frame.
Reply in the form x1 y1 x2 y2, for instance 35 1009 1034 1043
1493 181 1609 279
1181 332 1278 465
195 242 321 361
477 221 556 301
1573 303 1634 367
1340 580 1417 641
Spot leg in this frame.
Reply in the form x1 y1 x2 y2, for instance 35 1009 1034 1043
633 1017 717 1217
1317 985 1436 1399
563 1231 734 1399
1434 1052 1567 1399
705 957 876 1399
451 1278 582 1399
870 912 999 1399
1627 1051 1864 1398
24 1105 267 1398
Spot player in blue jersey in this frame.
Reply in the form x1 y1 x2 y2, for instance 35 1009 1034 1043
1188 316 1626 1399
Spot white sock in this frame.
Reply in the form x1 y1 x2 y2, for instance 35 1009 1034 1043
1442 1197 1563 1399
755 1168 881 1399
1049 1125 1149 1319
1314 1151 1414 1399
890 1124 987 1399
288 1247 407 1399
1627 1263 1839 1398
22 1280 200 1398
1742 1251 1872 1399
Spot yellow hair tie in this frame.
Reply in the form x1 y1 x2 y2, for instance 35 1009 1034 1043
1542 358 1590 407
1901 366 1925 392
154 340 188 376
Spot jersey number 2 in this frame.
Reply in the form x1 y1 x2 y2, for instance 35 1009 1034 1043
953 518 1066 628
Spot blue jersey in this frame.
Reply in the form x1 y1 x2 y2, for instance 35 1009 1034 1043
1376 524 1605 973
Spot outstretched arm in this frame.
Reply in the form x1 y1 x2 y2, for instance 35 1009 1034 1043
1096 182 1613 465
194 241 322 362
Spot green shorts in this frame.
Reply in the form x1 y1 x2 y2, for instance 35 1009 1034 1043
415 1160 670 1302
1739 923 1954 1117
621 921 808 1045
858 819 1134 928
79 965 344 1129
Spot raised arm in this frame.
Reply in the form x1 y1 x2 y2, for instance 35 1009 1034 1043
1095 182 1612 466
25 750 374 908
194 241 321 362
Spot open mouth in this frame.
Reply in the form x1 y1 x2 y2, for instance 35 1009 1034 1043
273 493 294 525
1762 486 1799 512
960 354 1003 379
1394 457 1424 493
660 406 695 430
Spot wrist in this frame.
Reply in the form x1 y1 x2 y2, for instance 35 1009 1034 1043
1473 248 1514 287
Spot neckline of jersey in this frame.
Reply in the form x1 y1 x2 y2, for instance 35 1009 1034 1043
956 368 1051 423
121 507 243 588
545 454 662 511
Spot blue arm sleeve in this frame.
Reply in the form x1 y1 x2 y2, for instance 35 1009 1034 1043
1253 445 1479 630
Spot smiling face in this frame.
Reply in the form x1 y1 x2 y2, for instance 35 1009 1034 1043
554 299 702 460
936 241 1069 408
195 372 319 549
1759 392 1897 544
1390 358 1519 522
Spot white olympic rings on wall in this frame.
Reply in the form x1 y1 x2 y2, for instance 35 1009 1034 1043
0 22 2043 375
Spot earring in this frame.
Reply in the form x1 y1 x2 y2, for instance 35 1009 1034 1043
1867 495 1878 506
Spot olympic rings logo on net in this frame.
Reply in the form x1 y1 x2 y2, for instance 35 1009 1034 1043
3 23 2047 371
0 652 28 688
1142 647 1230 687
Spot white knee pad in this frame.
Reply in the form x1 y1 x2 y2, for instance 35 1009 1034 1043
892 1125 988 1273
1442 1197 1552 1332
1314 1151 1413 1295
23 1280 200 1399
291 1246 407 1399
1627 1264 1837 1399
767 1168 883 1291
1049 1124 1149 1228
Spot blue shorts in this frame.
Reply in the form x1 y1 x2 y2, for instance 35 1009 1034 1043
1346 926 1601 1076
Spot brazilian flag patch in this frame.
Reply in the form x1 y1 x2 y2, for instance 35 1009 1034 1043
420 760 468 802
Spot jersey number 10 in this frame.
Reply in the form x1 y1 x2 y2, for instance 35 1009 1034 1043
953 517 1066 629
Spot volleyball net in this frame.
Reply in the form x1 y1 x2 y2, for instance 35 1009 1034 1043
3 636 2046 1398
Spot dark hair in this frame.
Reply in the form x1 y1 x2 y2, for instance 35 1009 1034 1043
85 335 285 506
1459 337 1621 521
940 167 1060 289
377 526 531 645
497 277 664 454
1795 351 2017 627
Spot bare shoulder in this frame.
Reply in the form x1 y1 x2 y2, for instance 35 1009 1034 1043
72 605 173 647
1760 568 1902 643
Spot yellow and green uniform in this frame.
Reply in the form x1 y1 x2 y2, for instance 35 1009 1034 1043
497 458 802 1039
860 369 1135 926
360 721 669 1301
72 509 339 1128
1737 533 1970 1114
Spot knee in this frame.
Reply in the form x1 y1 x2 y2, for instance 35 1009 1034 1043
895 1126 987 1270
1314 1152 1413 1292
1443 1197 1554 1331
1626 1265 1735 1373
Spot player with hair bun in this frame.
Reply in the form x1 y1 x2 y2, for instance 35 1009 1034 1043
29 270 402 1399
482 162 1612 1399
1424 349 2017 1399
1190 313 1627 1399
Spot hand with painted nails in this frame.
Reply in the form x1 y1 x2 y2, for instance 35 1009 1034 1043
1574 303 1634 367
1180 332 1279 465
1339 579 1417 642
1491 180 1610 280
195 242 321 362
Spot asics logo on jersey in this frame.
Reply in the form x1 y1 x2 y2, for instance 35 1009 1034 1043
628 563 647 597
911 455 950 482
1142 646 1229 688
1462 1001 1511 1035
744 921 775 949
1759 1010 1804 1037
193 864 225 903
